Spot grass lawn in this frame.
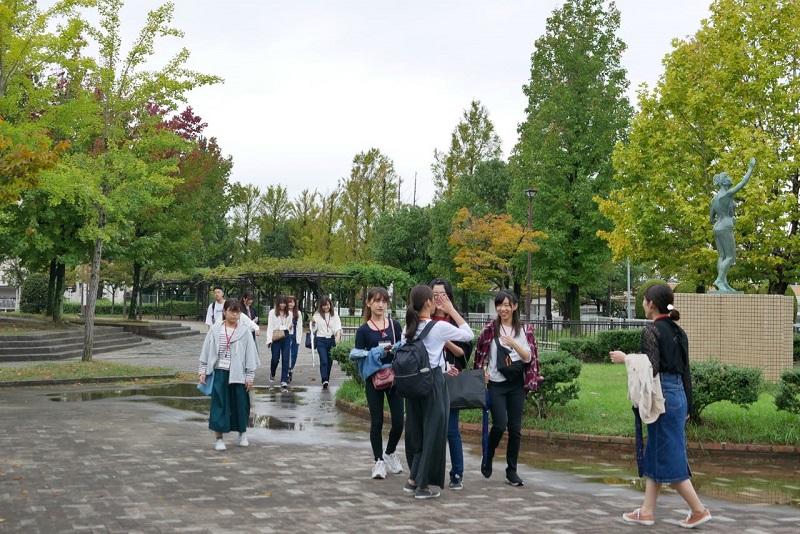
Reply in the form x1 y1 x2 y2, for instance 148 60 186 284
0 361 176 382
335 364 800 446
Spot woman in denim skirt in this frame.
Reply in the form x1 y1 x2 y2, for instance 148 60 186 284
610 284 712 529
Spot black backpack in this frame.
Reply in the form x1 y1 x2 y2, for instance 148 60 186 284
392 321 437 399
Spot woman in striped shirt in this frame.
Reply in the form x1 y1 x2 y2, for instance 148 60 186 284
198 299 259 451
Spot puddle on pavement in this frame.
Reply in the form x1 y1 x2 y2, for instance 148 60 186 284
512 447 800 508
46 383 800 507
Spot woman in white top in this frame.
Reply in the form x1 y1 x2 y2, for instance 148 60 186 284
402 284 473 500
266 295 292 390
286 296 303 384
310 296 342 389
473 290 535 487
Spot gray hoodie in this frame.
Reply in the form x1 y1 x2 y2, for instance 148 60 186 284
199 321 259 384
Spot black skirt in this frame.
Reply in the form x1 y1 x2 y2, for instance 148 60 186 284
404 367 449 489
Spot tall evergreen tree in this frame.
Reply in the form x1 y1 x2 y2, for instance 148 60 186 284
510 0 632 320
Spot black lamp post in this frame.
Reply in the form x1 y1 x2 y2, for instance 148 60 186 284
525 187 537 320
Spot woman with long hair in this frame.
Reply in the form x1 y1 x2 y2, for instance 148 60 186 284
429 278 473 490
402 284 473 500
285 296 303 384
198 299 259 450
610 284 711 529
240 292 259 341
266 295 292 391
311 296 342 389
473 290 541 487
353 287 404 479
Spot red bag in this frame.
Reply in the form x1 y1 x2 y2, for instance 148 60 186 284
371 367 395 390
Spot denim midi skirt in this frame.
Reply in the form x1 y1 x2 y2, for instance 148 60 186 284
642 373 691 483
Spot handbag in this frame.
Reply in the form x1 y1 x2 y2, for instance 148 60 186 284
494 335 524 381
305 331 312 349
445 369 486 409
197 371 214 396
371 367 395 390
272 329 286 342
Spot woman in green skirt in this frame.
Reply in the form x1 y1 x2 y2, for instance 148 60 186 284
199 299 259 451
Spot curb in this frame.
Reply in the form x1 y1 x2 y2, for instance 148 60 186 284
334 399 800 459
0 373 179 388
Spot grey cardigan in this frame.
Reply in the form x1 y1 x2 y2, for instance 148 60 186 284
199 321 259 384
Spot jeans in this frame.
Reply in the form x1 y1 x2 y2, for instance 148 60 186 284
315 336 334 382
487 378 524 473
289 335 299 370
270 332 291 383
447 408 464 480
365 377 404 461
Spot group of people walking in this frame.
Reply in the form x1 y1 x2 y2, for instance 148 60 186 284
198 281 712 528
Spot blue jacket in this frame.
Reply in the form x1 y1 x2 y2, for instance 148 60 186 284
349 346 393 380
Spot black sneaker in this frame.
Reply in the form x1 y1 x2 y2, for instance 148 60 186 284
402 481 417 495
481 456 493 479
505 469 524 487
414 487 441 500
322 381 329 390
287 370 293 384
269 374 275 382
448 475 463 490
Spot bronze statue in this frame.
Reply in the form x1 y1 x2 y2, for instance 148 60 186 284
710 157 755 293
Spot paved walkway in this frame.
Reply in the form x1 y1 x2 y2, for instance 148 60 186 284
1 324 799 532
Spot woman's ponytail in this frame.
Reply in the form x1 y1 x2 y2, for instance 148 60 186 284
405 285 433 341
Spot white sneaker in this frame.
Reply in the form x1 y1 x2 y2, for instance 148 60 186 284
238 433 249 447
383 452 403 474
214 439 226 451
371 459 387 479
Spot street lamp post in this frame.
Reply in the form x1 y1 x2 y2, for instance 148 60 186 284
525 188 538 321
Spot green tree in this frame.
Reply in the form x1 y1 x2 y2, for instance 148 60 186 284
432 99 501 198
229 183 263 261
72 0 220 360
599 0 800 294
371 205 432 284
288 188 321 259
339 148 398 260
510 0 632 320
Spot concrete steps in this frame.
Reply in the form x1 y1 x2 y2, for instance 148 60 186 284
121 322 200 340
0 326 149 362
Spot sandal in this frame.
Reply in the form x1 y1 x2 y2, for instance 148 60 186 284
678 509 712 529
622 508 655 526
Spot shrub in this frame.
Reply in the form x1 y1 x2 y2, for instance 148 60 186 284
690 360 762 420
330 339 360 385
558 337 590 360
528 350 582 418
19 273 49 314
673 282 696 294
635 279 667 319
775 368 800 415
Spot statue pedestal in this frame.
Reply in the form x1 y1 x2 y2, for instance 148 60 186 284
674 293 794 381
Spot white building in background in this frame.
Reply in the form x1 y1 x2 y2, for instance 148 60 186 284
0 263 21 312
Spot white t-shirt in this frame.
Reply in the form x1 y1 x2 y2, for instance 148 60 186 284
205 301 224 326
404 320 474 370
488 326 529 383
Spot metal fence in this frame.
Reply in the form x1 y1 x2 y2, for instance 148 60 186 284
0 298 17 311
337 314 649 350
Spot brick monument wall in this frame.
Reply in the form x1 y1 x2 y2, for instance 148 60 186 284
674 293 794 381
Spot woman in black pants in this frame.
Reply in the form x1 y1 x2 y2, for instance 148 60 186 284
355 287 404 480
473 290 538 487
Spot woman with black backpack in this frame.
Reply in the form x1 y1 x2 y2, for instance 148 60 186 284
401 284 473 500
473 290 542 487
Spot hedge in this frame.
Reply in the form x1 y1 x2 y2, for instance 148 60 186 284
775 368 800 415
20 273 49 314
558 329 642 362
331 340 360 385
63 300 199 317
795 334 800 363
690 360 762 420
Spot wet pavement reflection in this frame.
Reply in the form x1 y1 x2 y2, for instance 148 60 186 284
46 382 800 508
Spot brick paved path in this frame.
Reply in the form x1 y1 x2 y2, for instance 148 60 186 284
1 324 800 532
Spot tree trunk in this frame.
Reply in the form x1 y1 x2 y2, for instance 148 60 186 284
128 262 142 320
563 284 581 321
46 258 57 317
545 287 553 322
52 262 65 322
461 290 469 315
82 238 104 361
111 286 115 315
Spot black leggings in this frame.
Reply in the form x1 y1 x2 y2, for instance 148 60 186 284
488 378 525 473
365 378 404 461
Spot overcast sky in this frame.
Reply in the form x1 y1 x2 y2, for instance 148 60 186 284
46 0 711 206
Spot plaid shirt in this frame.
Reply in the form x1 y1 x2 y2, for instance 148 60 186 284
473 320 543 392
